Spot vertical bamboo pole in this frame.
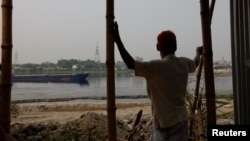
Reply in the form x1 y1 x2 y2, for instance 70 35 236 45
106 0 116 140
188 56 203 141
0 0 13 133
199 0 216 126
209 0 216 22
189 1 216 139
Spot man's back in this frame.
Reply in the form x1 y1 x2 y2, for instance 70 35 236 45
134 54 196 128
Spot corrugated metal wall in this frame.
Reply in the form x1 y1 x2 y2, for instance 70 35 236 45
230 0 250 124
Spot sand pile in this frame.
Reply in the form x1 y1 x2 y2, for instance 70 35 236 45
10 101 152 140
9 99 233 140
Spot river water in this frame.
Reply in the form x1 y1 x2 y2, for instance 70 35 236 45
11 74 233 102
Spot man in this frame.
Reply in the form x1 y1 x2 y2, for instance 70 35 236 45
111 21 202 141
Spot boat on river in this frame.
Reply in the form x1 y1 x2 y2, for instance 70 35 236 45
12 73 89 84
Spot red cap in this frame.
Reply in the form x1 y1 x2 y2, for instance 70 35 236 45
157 30 176 52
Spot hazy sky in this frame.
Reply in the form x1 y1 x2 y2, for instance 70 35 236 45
0 0 231 64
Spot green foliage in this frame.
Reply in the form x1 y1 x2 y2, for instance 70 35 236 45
12 59 128 75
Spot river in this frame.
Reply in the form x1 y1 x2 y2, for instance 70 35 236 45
11 74 233 102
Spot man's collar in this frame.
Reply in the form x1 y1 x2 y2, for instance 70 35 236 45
163 53 175 60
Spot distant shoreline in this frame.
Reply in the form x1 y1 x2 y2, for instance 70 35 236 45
11 95 149 104
11 93 233 104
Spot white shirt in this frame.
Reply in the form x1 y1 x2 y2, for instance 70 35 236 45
134 53 196 128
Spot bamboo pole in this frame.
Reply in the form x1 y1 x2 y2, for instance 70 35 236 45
209 0 216 23
0 0 13 133
188 56 203 141
188 1 216 139
197 92 205 141
192 57 204 115
106 0 116 140
199 0 216 126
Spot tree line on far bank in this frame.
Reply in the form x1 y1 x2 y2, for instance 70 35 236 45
12 59 129 76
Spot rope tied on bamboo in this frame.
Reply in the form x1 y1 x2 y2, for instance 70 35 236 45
0 83 12 88
107 107 117 111
106 60 115 66
105 15 115 18
1 4 13 9
1 45 13 49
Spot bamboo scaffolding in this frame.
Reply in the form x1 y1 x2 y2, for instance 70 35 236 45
0 0 13 133
106 0 116 140
199 0 216 126
188 1 216 140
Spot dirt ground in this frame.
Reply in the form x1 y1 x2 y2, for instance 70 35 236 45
10 100 152 140
9 99 234 141
11 100 151 125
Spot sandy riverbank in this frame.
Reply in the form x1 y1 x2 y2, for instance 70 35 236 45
11 100 152 125
9 98 234 140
